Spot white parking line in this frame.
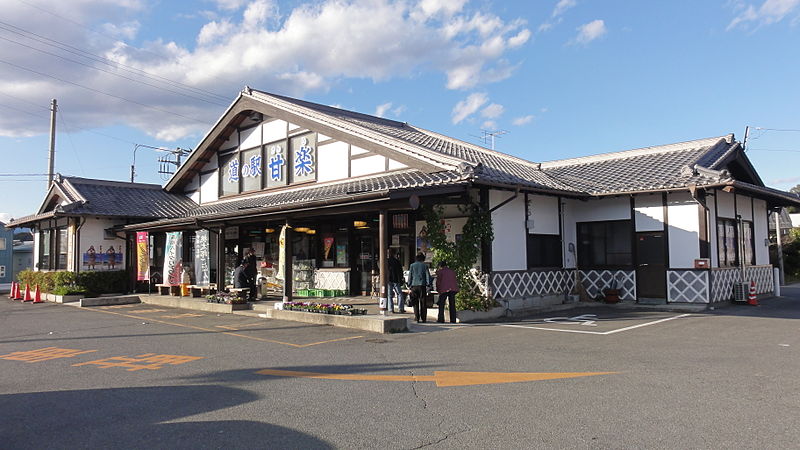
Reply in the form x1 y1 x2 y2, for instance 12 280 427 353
500 314 692 335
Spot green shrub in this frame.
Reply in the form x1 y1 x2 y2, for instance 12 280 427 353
17 269 128 294
52 285 88 296
455 291 497 312
76 270 128 294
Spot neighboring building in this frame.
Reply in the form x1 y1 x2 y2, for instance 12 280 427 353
768 208 795 243
12 239 34 279
0 222 13 286
6 176 196 279
117 88 800 306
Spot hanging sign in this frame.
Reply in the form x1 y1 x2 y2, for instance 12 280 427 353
163 231 183 286
136 232 149 281
194 230 210 286
276 226 286 280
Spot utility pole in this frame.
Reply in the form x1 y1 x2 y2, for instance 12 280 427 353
47 99 57 187
774 209 785 285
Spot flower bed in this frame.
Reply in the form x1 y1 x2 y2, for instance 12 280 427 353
282 301 367 315
206 292 247 305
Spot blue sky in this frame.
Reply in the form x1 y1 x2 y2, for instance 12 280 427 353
1 0 799 221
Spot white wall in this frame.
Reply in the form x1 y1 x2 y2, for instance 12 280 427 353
388 159 407 170
317 141 349 182
185 174 200 191
570 196 630 223
667 191 700 268
753 198 769 265
199 171 218 204
737 194 753 220
561 198 576 268
490 190 527 271
263 119 287 143
634 194 664 232
716 190 735 218
527 194 559 235
219 131 238 151
351 155 386 177
239 124 261 150
78 219 127 271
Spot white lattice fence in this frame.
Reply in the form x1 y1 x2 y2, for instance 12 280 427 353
667 270 709 303
578 270 636 301
710 265 773 302
490 269 576 300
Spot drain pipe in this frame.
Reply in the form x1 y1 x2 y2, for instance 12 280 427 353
73 217 86 273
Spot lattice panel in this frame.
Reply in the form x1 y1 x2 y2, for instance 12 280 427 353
490 270 576 300
746 266 773 294
578 270 636 301
710 268 739 303
465 270 489 298
710 265 773 303
313 271 349 290
667 270 709 303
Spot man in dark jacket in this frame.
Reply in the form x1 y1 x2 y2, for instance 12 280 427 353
387 248 404 313
407 253 432 323
233 260 249 290
244 247 257 300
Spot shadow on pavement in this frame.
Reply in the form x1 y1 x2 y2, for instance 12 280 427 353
0 385 331 449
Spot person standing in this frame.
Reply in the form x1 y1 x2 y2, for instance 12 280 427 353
387 248 405 313
407 253 431 323
244 247 257 300
435 261 459 323
233 260 249 289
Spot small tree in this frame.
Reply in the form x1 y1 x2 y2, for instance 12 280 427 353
789 184 800 213
423 201 494 311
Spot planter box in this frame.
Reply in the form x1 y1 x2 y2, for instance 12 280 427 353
54 294 84 303
453 306 505 323
230 302 250 310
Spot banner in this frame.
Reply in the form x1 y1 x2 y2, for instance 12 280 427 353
194 230 210 286
136 232 149 281
276 226 286 280
163 231 183 286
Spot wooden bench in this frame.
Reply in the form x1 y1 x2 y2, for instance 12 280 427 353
189 284 217 298
155 284 181 296
225 287 250 299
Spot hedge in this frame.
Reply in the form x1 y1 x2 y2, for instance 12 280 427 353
17 270 129 295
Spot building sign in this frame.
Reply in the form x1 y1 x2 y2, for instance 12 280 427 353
290 133 316 184
224 226 239 240
194 230 210 286
266 143 288 188
163 232 183 286
136 232 149 281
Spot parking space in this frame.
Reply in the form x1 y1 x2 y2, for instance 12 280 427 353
498 309 695 335
85 303 366 348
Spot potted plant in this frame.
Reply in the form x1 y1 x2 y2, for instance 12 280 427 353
603 277 621 304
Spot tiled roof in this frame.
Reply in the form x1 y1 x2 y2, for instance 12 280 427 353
539 136 737 195
187 169 469 218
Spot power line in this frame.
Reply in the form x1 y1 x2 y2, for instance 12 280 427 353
0 32 229 107
0 57 213 125
754 127 800 132
9 0 242 96
748 148 800 153
0 101 49 119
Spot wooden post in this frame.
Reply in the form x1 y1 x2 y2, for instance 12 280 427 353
283 222 293 302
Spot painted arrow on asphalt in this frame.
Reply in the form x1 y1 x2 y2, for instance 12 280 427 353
255 369 617 387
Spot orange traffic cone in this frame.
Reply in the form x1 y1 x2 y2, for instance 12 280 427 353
747 280 758 306
14 282 22 300
22 284 32 302
9 281 16 299
32 285 44 304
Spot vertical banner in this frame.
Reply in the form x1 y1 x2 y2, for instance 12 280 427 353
136 232 150 281
276 226 286 280
163 231 183 286
194 230 210 286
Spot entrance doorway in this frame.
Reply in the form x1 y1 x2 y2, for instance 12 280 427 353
635 231 666 301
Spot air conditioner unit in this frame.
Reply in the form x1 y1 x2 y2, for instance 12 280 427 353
733 282 750 302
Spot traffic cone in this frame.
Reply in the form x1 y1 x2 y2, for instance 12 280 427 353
9 281 16 299
22 284 33 302
13 282 22 300
32 285 43 304
747 280 758 306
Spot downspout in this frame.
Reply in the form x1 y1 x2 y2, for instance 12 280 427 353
74 217 86 273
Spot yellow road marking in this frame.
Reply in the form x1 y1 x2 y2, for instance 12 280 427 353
256 368 617 387
82 307 362 348
215 323 264 330
160 313 204 319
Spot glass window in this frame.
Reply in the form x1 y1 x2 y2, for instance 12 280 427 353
742 221 754 265
717 218 744 267
57 228 68 270
240 147 263 192
527 234 562 268
577 220 632 268
0 238 5 250
0 265 5 278
40 230 51 269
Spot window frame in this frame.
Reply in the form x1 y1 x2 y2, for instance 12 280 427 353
526 233 563 269
576 220 633 269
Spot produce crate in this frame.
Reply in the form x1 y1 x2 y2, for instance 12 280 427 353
296 289 311 297
310 289 325 297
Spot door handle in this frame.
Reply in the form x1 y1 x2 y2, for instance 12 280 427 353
639 263 649 267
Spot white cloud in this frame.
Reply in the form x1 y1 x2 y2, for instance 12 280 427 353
0 213 12 223
0 0 529 140
552 0 577 18
727 0 800 30
573 19 607 45
512 115 534 126
375 102 393 117
451 92 488 124
481 103 504 119
481 120 497 129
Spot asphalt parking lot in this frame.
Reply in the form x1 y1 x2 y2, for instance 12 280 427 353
2 288 799 449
